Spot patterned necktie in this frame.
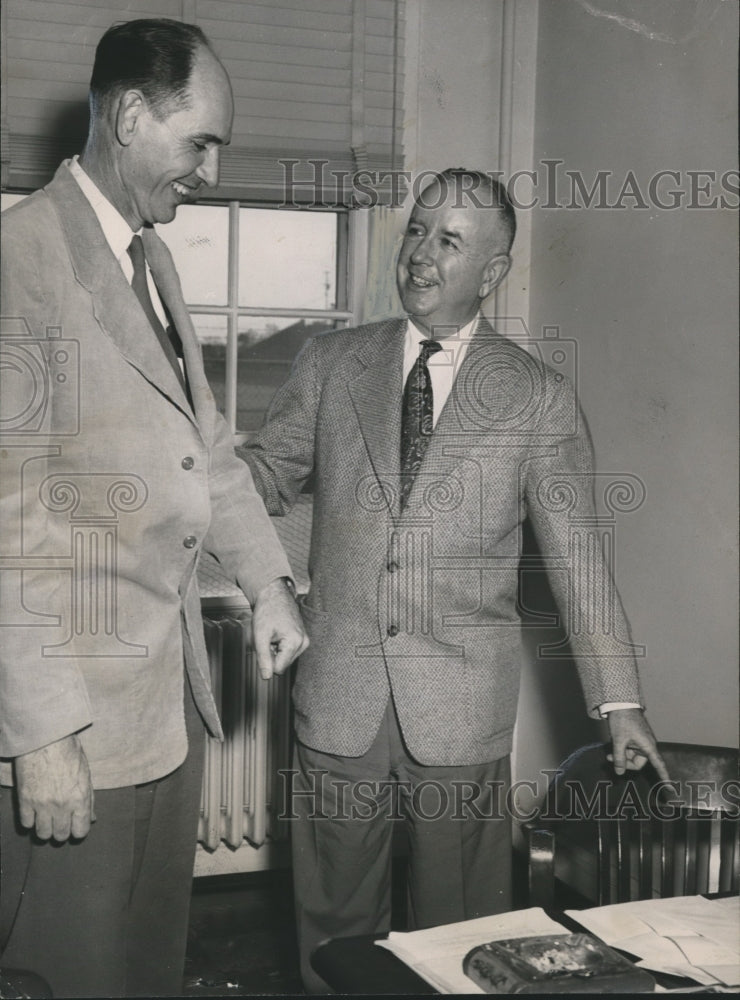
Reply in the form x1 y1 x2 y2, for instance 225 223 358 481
400 338 443 510
127 235 187 392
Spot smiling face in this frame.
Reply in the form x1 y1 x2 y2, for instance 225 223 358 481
117 46 233 229
396 179 512 338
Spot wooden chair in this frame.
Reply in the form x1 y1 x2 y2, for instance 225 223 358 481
524 742 739 908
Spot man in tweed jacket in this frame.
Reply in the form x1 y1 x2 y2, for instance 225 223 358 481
241 169 667 991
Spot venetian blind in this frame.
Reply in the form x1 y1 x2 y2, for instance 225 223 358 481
1 0 405 205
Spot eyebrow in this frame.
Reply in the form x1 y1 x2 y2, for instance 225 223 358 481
407 220 465 243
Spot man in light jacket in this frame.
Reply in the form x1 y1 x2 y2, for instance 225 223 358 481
0 18 307 997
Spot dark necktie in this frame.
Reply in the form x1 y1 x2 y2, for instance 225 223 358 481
400 338 443 510
127 235 187 392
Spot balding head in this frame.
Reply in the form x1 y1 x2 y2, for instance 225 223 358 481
417 169 517 255
396 168 515 338
81 19 233 232
89 18 212 122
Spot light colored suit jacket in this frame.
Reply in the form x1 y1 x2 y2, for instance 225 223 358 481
0 162 291 788
242 318 643 766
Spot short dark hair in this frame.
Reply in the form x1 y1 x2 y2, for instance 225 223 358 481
89 18 210 120
419 168 517 254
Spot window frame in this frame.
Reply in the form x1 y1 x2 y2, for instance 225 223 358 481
178 199 363 433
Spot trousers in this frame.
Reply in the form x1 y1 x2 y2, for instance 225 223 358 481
290 697 513 993
0 677 205 998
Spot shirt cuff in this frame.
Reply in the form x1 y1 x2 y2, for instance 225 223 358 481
598 701 642 718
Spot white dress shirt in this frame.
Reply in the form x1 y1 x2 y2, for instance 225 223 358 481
402 314 639 719
68 156 169 330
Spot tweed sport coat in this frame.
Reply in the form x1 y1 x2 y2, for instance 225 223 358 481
244 318 644 766
0 162 291 788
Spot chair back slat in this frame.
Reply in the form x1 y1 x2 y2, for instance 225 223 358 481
684 819 699 895
692 813 719 893
617 820 632 902
597 820 610 905
638 820 653 899
719 813 739 893
660 818 675 898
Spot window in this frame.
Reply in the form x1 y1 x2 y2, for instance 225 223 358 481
156 202 351 433
1 193 26 211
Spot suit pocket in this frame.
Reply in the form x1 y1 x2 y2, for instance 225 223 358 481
467 628 522 741
297 594 329 646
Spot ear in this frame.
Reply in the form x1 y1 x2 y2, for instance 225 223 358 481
115 90 145 147
479 253 512 299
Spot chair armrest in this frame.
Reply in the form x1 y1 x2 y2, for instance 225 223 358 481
523 822 556 909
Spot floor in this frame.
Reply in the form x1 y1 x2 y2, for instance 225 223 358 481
182 856 529 997
184 869 304 997
183 860 410 996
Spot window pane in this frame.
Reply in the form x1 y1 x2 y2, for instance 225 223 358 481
156 205 229 306
193 314 228 415
239 209 337 310
1 193 27 211
236 316 343 431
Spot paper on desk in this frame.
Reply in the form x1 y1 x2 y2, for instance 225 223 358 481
638 896 740 955
376 907 566 994
566 896 740 988
616 932 697 967
561 917 722 987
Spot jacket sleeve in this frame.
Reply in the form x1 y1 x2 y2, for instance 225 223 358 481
523 371 644 715
236 337 321 516
202 407 293 606
0 207 93 758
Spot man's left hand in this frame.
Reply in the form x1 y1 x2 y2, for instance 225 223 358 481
607 708 669 781
252 578 308 680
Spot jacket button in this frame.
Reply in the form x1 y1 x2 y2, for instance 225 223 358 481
387 560 400 573
387 624 399 637
183 535 197 549
181 456 195 470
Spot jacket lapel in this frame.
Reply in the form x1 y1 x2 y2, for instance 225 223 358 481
141 226 206 423
347 319 405 516
45 163 195 424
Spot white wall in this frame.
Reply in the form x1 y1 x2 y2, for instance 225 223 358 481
403 0 504 175
518 0 738 782
364 0 507 320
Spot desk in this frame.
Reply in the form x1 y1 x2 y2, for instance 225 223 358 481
312 933 435 995
311 905 735 995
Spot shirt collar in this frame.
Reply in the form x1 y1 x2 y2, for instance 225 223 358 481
404 314 480 364
68 155 139 261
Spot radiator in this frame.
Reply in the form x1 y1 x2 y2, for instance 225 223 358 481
198 613 292 850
